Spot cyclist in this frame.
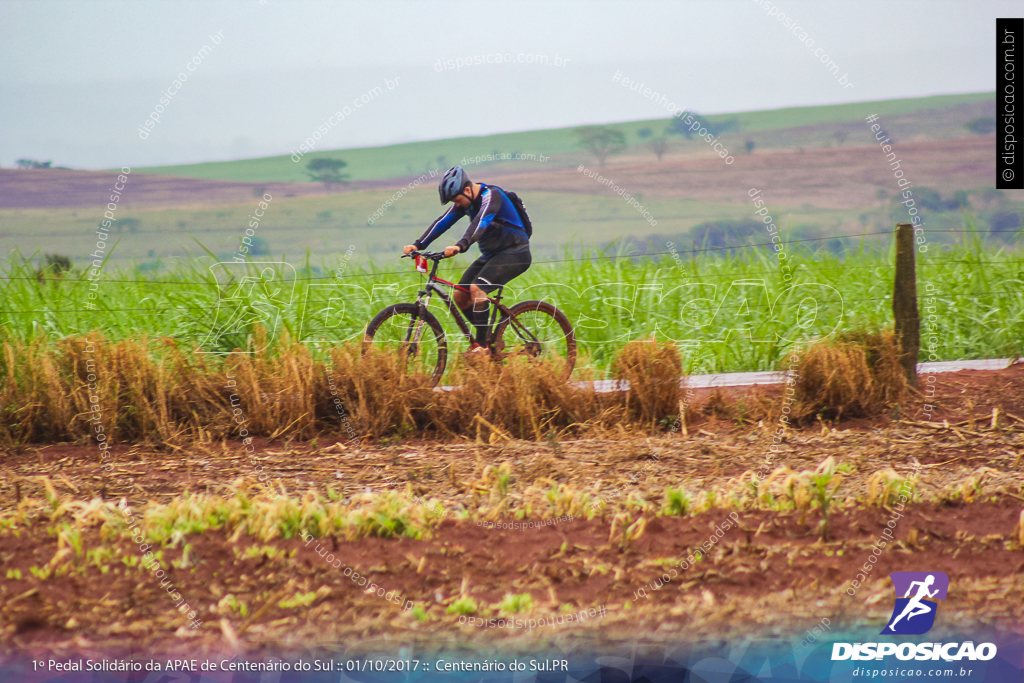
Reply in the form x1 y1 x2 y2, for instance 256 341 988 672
403 166 531 352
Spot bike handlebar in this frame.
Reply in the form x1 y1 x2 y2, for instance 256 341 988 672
402 250 451 261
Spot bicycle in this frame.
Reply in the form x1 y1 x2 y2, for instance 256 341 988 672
362 250 576 386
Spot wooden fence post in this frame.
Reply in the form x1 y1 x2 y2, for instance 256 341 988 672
893 223 920 388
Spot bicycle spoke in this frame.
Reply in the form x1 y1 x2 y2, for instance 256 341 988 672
500 310 566 362
368 309 443 376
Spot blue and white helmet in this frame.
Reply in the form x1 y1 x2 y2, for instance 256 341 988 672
439 166 470 204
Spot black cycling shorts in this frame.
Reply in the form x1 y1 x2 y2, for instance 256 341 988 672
458 248 531 295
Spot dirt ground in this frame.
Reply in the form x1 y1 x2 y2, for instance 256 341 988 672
0 169 348 210
0 136 994 212
496 136 996 210
1 364 1023 659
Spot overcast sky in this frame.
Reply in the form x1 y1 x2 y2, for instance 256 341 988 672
0 0 1009 169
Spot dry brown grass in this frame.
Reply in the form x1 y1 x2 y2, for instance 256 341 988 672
612 338 682 428
0 330 328 447
329 347 623 441
790 329 908 422
0 333 680 447
0 329 917 446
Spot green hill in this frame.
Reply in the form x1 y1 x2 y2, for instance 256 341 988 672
134 92 993 183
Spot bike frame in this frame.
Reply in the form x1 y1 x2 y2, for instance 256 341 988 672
406 253 541 350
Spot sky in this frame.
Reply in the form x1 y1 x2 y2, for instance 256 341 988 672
0 0 1010 169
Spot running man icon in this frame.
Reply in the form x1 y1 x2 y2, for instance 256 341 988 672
880 571 950 635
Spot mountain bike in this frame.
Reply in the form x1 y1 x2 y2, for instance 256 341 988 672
362 250 576 386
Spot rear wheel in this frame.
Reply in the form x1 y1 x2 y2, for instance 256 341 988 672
362 303 447 385
492 300 576 380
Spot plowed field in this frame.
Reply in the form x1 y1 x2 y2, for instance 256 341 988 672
2 364 1022 659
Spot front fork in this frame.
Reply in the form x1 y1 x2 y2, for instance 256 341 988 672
405 288 435 350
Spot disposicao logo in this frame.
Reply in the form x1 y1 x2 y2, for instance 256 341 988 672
831 571 997 663
880 571 948 635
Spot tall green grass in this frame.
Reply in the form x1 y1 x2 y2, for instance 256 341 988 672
3 226 1021 376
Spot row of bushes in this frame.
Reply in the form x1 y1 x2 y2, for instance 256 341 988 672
0 330 909 447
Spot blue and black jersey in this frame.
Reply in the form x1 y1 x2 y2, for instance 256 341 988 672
413 183 528 258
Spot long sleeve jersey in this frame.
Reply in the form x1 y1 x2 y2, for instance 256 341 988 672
413 183 528 258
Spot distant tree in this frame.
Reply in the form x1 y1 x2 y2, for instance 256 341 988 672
649 138 669 161
966 117 996 135
16 159 53 169
668 114 738 139
833 130 849 147
306 158 350 188
636 127 654 139
436 155 447 169
744 139 756 154
574 126 626 166
990 212 1021 242
914 188 962 212
711 119 740 136
245 236 271 256
36 253 73 282
252 185 267 198
46 253 72 272
978 187 1005 207
115 217 141 234
876 188 889 204
667 113 695 139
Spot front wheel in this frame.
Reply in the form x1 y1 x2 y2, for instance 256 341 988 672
362 303 448 386
493 300 576 381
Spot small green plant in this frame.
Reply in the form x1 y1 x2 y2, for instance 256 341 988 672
496 467 511 497
172 544 197 569
218 594 250 617
86 546 114 569
866 469 907 507
809 456 843 541
29 565 52 580
6 569 22 579
446 596 478 616
664 487 690 516
412 605 428 621
278 591 317 609
498 593 534 615
57 523 83 557
609 512 647 550
241 545 283 561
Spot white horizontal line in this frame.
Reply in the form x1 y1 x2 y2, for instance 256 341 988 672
438 359 1017 393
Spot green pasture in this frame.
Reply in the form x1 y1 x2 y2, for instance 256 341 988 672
4 184 992 269
4 220 1021 376
0 191 839 267
131 92 994 184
